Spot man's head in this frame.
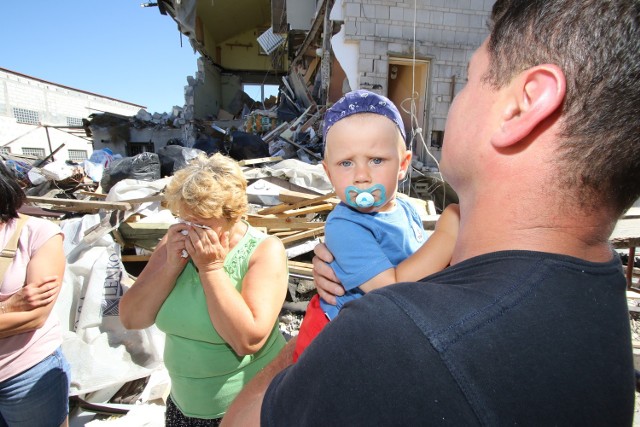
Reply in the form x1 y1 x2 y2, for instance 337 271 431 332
483 0 640 215
323 90 411 212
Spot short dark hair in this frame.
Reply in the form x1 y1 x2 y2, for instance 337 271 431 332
0 161 26 222
486 0 640 215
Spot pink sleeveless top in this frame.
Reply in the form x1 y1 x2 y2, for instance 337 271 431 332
0 216 63 382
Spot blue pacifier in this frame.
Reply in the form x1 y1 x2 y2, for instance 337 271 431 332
345 184 387 208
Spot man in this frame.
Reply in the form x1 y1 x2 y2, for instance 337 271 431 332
222 0 639 424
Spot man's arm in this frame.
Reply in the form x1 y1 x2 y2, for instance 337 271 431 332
312 242 344 305
221 337 297 426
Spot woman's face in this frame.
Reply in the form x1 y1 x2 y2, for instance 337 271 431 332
178 204 232 237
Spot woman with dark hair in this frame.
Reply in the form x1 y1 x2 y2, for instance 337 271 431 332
0 161 70 427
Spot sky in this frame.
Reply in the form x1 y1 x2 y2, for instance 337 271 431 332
1 1 199 114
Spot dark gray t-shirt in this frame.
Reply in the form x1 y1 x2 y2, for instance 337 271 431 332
262 251 635 426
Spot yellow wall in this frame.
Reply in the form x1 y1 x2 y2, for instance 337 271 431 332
219 28 278 71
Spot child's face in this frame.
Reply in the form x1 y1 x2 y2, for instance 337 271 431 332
323 113 411 213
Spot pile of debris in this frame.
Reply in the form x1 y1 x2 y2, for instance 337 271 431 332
0 147 437 423
4 151 639 424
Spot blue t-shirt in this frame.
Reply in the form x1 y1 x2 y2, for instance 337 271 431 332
320 197 426 319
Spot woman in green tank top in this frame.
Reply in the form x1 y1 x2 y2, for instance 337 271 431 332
119 153 288 425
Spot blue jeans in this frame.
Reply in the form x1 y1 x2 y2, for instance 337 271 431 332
0 347 70 427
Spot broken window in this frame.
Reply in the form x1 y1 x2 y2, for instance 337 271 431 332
243 83 279 103
431 130 444 149
128 142 155 157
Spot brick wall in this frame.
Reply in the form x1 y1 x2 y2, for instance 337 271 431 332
336 0 491 164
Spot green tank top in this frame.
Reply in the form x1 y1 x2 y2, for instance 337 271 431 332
155 222 286 419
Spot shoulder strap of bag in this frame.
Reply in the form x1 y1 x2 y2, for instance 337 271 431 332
0 214 30 277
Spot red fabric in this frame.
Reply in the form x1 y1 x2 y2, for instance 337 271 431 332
293 294 329 362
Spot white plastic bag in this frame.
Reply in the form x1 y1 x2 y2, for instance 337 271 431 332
55 215 165 396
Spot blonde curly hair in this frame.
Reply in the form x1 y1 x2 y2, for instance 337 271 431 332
164 152 248 221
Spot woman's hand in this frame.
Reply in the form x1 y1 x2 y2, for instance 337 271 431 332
165 223 192 267
4 276 60 313
185 226 230 273
312 242 345 305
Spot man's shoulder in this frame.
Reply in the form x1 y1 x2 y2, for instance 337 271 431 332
263 252 632 425
365 250 626 340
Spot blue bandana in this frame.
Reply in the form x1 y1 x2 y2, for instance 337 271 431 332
323 90 406 142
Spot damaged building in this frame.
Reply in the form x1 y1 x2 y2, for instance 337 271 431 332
87 0 490 208
0 67 143 162
2 2 639 424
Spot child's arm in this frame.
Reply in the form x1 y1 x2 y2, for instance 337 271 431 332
359 204 460 293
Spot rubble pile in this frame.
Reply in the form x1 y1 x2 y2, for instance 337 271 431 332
1 150 343 421
4 145 638 424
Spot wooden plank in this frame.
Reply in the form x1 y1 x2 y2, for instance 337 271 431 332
118 223 170 249
610 218 640 249
121 239 162 251
298 107 325 133
279 133 322 161
280 226 325 245
238 156 283 166
27 196 132 211
246 216 325 230
272 230 299 238
258 192 336 215
121 254 151 262
111 228 127 248
288 260 313 269
121 195 165 204
257 204 291 216
291 0 327 66
18 205 66 219
269 228 295 234
288 260 313 276
278 189 339 205
289 267 313 278
278 189 325 203
277 203 334 217
77 191 107 199
623 207 640 219
262 122 290 144
304 57 320 84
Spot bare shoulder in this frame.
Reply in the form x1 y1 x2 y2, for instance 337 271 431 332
253 235 286 259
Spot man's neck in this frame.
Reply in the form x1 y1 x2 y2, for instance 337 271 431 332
451 199 616 265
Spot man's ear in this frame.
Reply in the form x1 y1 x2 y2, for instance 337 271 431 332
398 150 412 180
491 64 566 148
